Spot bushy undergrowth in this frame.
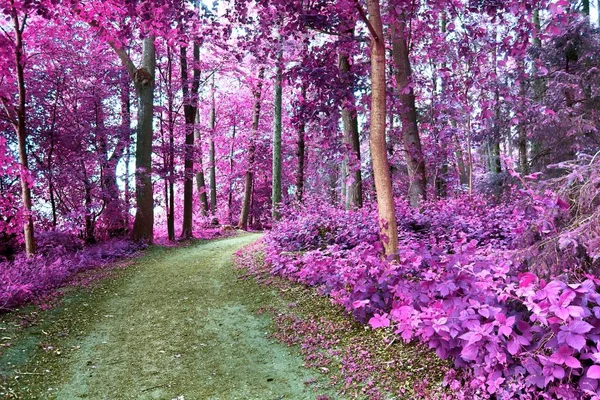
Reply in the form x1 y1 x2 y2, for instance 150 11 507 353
262 196 600 399
0 232 143 311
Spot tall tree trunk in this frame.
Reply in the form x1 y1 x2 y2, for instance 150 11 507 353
12 12 35 256
209 75 218 219
391 12 427 207
517 63 528 174
195 108 210 216
295 83 306 203
228 122 237 224
239 67 265 230
130 36 156 243
366 0 398 256
82 160 96 244
121 70 132 232
180 39 201 238
165 48 175 241
339 49 363 209
272 54 283 221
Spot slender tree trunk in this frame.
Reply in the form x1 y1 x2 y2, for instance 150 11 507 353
12 12 35 256
295 83 306 203
272 54 283 221
131 36 156 243
228 122 236 224
195 108 210 216
81 160 96 244
165 48 175 241
121 70 132 232
180 40 201 238
47 78 60 229
391 12 427 207
338 50 363 209
209 75 218 219
239 67 265 230
366 0 398 256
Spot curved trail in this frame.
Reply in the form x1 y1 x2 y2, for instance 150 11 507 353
14 234 327 399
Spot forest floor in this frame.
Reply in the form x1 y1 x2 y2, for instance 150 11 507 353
1 234 341 399
1 233 447 400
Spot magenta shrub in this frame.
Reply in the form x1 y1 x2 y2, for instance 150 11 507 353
0 237 142 311
261 200 600 399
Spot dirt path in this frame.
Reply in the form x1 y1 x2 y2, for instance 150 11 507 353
1 234 333 399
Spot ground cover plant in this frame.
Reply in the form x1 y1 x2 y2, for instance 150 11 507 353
2 0 600 398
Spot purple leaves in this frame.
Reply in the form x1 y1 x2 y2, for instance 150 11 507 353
368 313 390 329
558 320 593 350
588 365 600 379
263 198 600 398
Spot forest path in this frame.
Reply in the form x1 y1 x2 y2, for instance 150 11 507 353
3 234 330 399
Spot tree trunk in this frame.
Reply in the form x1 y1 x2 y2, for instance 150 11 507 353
131 36 156 243
180 40 201 238
295 83 306 203
121 70 132 232
12 13 35 256
209 75 218 219
272 55 283 221
366 0 398 256
239 67 265 230
228 122 237 224
391 13 427 207
338 50 363 209
195 108 210 216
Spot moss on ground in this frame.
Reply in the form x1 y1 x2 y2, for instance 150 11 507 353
1 234 337 399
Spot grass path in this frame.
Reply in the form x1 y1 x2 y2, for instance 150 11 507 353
1 234 333 399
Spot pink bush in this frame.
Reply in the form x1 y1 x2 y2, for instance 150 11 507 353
259 200 600 399
0 236 142 311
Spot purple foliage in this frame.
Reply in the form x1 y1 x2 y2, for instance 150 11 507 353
0 234 142 311
261 199 600 399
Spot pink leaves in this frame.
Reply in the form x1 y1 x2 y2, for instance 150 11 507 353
587 365 600 379
558 320 593 350
550 346 582 369
368 313 390 329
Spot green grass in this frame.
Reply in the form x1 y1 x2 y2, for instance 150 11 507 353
1 234 336 399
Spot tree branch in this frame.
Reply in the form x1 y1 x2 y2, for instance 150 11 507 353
108 42 137 81
355 1 380 42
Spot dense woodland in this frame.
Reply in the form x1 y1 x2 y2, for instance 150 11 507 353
3 0 600 398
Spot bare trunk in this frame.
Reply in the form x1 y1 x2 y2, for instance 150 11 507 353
12 13 35 256
295 84 306 203
121 70 132 232
391 13 427 207
131 36 156 243
239 67 265 230
195 108 210 216
272 55 283 220
180 41 201 238
228 122 236 224
366 0 398 256
338 50 363 209
209 75 218 219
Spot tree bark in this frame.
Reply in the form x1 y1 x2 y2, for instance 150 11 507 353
272 55 283 221
195 108 210 216
12 12 35 256
295 83 306 203
391 12 427 207
239 67 265 230
228 122 237 224
366 0 398 256
209 75 218 219
180 40 201 238
121 70 132 232
131 36 156 243
339 49 363 209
